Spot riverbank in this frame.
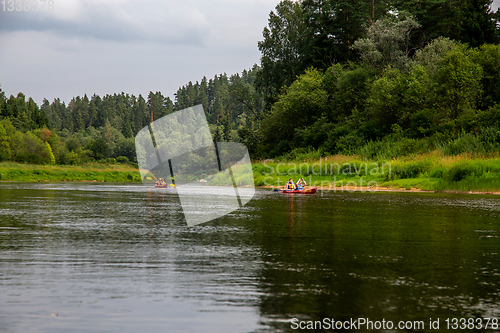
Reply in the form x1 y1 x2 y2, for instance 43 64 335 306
3 152 500 194
0 162 142 182
253 152 500 194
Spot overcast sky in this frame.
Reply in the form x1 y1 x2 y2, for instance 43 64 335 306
0 0 281 104
1 0 500 105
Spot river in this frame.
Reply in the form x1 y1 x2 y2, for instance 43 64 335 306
1 183 500 332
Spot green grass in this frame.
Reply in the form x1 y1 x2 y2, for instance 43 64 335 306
253 152 500 193
0 162 142 182
3 152 500 193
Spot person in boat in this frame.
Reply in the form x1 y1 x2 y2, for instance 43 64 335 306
286 178 295 190
295 178 307 190
159 178 166 186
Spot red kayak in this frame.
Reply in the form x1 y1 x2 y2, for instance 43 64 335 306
280 188 317 194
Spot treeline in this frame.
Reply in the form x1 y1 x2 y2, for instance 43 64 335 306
0 66 262 165
255 0 500 105
251 39 500 159
0 90 142 164
242 0 500 159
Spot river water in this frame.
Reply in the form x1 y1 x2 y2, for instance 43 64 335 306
1 183 500 332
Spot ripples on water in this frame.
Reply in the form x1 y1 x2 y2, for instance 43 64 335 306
1 183 500 332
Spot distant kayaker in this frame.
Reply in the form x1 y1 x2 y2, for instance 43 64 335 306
286 178 295 190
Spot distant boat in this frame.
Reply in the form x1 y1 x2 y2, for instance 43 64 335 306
199 179 208 183
280 188 317 194
155 184 174 188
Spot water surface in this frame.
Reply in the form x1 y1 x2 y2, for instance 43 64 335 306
1 183 500 332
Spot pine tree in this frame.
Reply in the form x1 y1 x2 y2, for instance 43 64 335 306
199 77 210 112
70 96 84 132
27 97 39 130
0 85 6 120
461 0 499 47
133 94 147 133
256 0 311 105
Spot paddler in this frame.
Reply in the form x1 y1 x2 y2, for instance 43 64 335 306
297 178 307 190
286 178 295 190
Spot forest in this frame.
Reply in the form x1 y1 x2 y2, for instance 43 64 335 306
1 0 499 166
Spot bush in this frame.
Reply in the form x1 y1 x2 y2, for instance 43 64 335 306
114 138 136 162
87 138 109 160
446 162 483 182
387 160 432 180
441 133 484 155
65 151 80 165
116 156 129 164
478 126 500 152
336 133 364 155
281 147 322 162
13 132 54 164
358 136 431 159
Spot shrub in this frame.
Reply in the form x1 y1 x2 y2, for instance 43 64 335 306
446 162 483 182
116 156 129 164
65 151 80 165
442 133 484 155
336 133 364 155
387 160 432 180
87 138 109 160
13 132 54 164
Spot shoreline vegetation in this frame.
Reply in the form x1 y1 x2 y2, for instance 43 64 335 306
0 161 141 183
253 152 500 194
3 152 500 195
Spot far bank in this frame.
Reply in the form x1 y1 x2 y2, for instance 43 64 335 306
252 152 500 194
3 152 500 195
0 162 141 183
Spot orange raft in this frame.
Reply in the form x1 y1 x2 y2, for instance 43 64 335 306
155 184 174 188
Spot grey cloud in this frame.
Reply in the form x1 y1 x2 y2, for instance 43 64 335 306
0 1 210 46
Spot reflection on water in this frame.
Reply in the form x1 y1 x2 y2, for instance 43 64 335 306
1 183 500 332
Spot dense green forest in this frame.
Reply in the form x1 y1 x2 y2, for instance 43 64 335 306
0 66 262 165
1 0 500 166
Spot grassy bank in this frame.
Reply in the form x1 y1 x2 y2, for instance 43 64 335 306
0 162 142 182
253 152 500 193
3 152 500 193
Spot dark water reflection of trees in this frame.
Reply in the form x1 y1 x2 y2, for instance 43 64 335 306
248 192 500 332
